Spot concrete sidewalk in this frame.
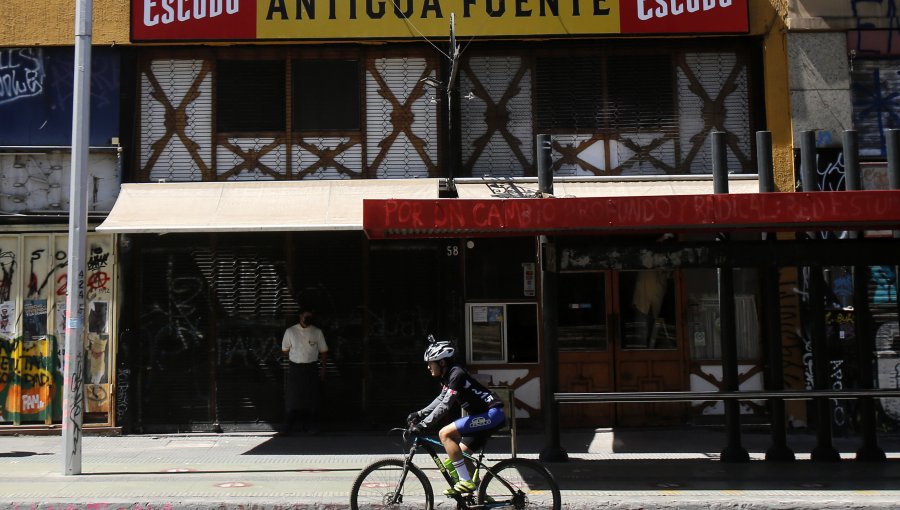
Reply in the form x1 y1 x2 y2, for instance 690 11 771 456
1 427 899 509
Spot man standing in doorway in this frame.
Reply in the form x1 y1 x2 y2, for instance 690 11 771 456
281 306 328 435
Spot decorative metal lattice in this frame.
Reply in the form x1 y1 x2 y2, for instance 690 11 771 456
140 59 214 182
366 57 440 178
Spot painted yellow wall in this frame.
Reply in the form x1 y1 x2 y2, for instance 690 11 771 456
750 0 795 192
0 0 129 46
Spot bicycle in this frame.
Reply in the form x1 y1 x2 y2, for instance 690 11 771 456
349 427 561 509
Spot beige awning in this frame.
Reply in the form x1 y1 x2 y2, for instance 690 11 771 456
97 179 441 233
455 176 760 199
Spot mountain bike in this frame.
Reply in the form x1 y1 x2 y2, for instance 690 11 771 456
349 428 561 509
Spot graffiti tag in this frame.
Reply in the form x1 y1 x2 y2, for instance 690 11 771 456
0 48 45 106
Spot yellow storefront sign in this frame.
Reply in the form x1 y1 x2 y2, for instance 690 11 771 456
256 0 619 38
131 0 747 41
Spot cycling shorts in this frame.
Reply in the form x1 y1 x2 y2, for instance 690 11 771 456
455 407 506 451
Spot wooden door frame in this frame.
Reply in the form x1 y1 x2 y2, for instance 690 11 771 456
610 269 691 426
558 270 615 427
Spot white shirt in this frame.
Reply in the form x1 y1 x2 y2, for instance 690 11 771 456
282 323 328 364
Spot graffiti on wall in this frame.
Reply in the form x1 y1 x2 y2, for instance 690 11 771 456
218 331 282 367
0 335 63 423
0 234 115 424
877 321 900 422
139 257 206 370
842 0 900 54
871 265 900 424
826 309 857 433
779 268 809 426
115 368 131 423
0 47 119 146
0 48 44 106
0 250 14 303
0 47 47 108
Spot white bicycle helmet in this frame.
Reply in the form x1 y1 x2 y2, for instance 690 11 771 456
424 334 455 362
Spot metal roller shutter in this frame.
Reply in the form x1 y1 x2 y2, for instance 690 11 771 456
851 58 900 158
193 236 291 428
136 242 213 432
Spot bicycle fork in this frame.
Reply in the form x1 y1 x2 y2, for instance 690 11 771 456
389 445 420 505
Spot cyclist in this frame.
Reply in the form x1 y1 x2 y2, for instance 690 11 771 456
407 335 506 496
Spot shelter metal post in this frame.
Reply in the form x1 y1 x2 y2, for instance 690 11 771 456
889 130 900 369
844 130 886 462
757 131 794 461
537 134 567 462
713 131 749 463
800 130 840 462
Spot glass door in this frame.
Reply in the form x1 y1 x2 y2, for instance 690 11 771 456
613 270 688 426
558 271 614 427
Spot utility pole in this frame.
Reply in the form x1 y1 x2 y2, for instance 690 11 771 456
63 0 93 475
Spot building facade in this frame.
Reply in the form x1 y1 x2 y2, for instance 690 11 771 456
0 0 898 435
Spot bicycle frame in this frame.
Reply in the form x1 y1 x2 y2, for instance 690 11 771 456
416 435 486 485
395 433 524 508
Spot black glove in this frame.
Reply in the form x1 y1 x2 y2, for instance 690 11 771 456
406 412 420 425
407 422 424 436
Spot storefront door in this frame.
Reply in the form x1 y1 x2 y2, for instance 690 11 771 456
613 270 687 426
558 270 688 427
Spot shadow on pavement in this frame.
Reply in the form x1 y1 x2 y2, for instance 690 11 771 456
244 432 410 455
545 457 900 492
0 451 52 458
244 426 900 458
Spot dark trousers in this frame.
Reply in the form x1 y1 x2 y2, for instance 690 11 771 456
284 362 321 433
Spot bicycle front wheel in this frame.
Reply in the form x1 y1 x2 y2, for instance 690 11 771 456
478 458 561 510
350 458 434 510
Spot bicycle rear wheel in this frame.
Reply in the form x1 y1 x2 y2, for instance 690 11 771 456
478 458 561 510
350 458 434 510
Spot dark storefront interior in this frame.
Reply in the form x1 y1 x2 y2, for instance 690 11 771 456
128 232 459 432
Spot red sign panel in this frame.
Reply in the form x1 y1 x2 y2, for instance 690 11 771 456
620 0 749 34
362 191 900 239
131 0 256 41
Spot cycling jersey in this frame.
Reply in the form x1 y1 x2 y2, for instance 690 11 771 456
416 365 503 430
